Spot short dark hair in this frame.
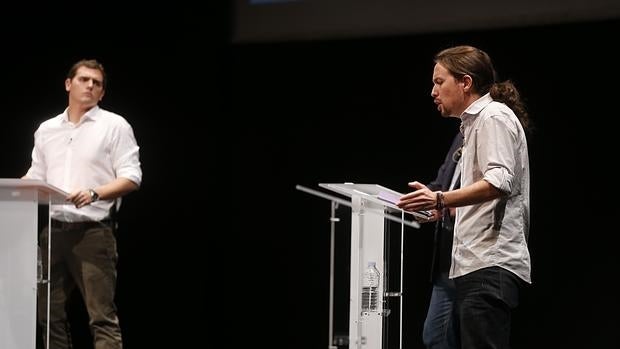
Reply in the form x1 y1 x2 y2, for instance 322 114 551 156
67 59 107 89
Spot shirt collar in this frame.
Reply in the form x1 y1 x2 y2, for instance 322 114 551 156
459 93 493 134
461 93 492 118
61 105 100 124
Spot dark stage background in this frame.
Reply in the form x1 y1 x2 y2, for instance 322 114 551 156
2 3 619 349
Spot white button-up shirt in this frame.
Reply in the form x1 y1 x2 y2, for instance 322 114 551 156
451 93 531 283
26 105 142 222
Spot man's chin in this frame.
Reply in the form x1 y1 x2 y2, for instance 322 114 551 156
78 99 98 107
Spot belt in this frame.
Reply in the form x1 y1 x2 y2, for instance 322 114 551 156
51 219 112 230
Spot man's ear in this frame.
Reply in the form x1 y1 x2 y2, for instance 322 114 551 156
461 74 473 92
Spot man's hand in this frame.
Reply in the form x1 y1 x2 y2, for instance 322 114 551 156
66 189 94 208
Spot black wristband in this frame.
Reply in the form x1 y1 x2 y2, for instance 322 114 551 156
436 191 445 210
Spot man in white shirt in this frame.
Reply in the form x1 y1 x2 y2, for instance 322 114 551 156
398 45 531 349
24 59 142 349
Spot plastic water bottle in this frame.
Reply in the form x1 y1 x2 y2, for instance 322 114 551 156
361 261 380 312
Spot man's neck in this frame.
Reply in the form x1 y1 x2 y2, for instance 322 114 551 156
67 104 95 124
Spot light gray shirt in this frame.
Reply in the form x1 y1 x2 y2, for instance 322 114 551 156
450 93 531 283
26 105 142 222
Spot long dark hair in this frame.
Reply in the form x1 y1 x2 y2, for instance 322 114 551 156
434 45 531 132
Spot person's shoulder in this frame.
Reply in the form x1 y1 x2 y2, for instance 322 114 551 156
482 100 516 118
481 101 520 130
37 112 65 130
96 107 133 127
485 100 508 111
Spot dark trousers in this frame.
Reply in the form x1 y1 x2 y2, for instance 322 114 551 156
38 220 122 349
454 266 521 349
423 272 459 349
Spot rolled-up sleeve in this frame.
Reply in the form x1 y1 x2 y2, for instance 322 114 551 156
112 121 142 187
478 113 518 194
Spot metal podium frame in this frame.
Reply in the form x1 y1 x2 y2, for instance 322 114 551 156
0 178 69 349
296 183 422 349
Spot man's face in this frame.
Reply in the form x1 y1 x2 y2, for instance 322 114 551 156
431 63 465 117
65 66 105 108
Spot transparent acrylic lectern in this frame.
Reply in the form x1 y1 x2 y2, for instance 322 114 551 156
0 178 69 349
297 183 428 349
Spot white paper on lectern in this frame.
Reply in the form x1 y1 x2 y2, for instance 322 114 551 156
320 183 433 221
376 189 434 220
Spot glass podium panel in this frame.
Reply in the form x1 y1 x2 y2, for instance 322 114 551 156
298 183 421 349
0 179 68 349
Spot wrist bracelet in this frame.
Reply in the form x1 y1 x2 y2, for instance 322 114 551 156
436 191 445 210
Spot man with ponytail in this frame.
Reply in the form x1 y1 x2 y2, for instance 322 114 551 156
398 45 531 349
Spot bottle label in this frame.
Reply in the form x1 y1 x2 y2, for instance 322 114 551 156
361 264 380 311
